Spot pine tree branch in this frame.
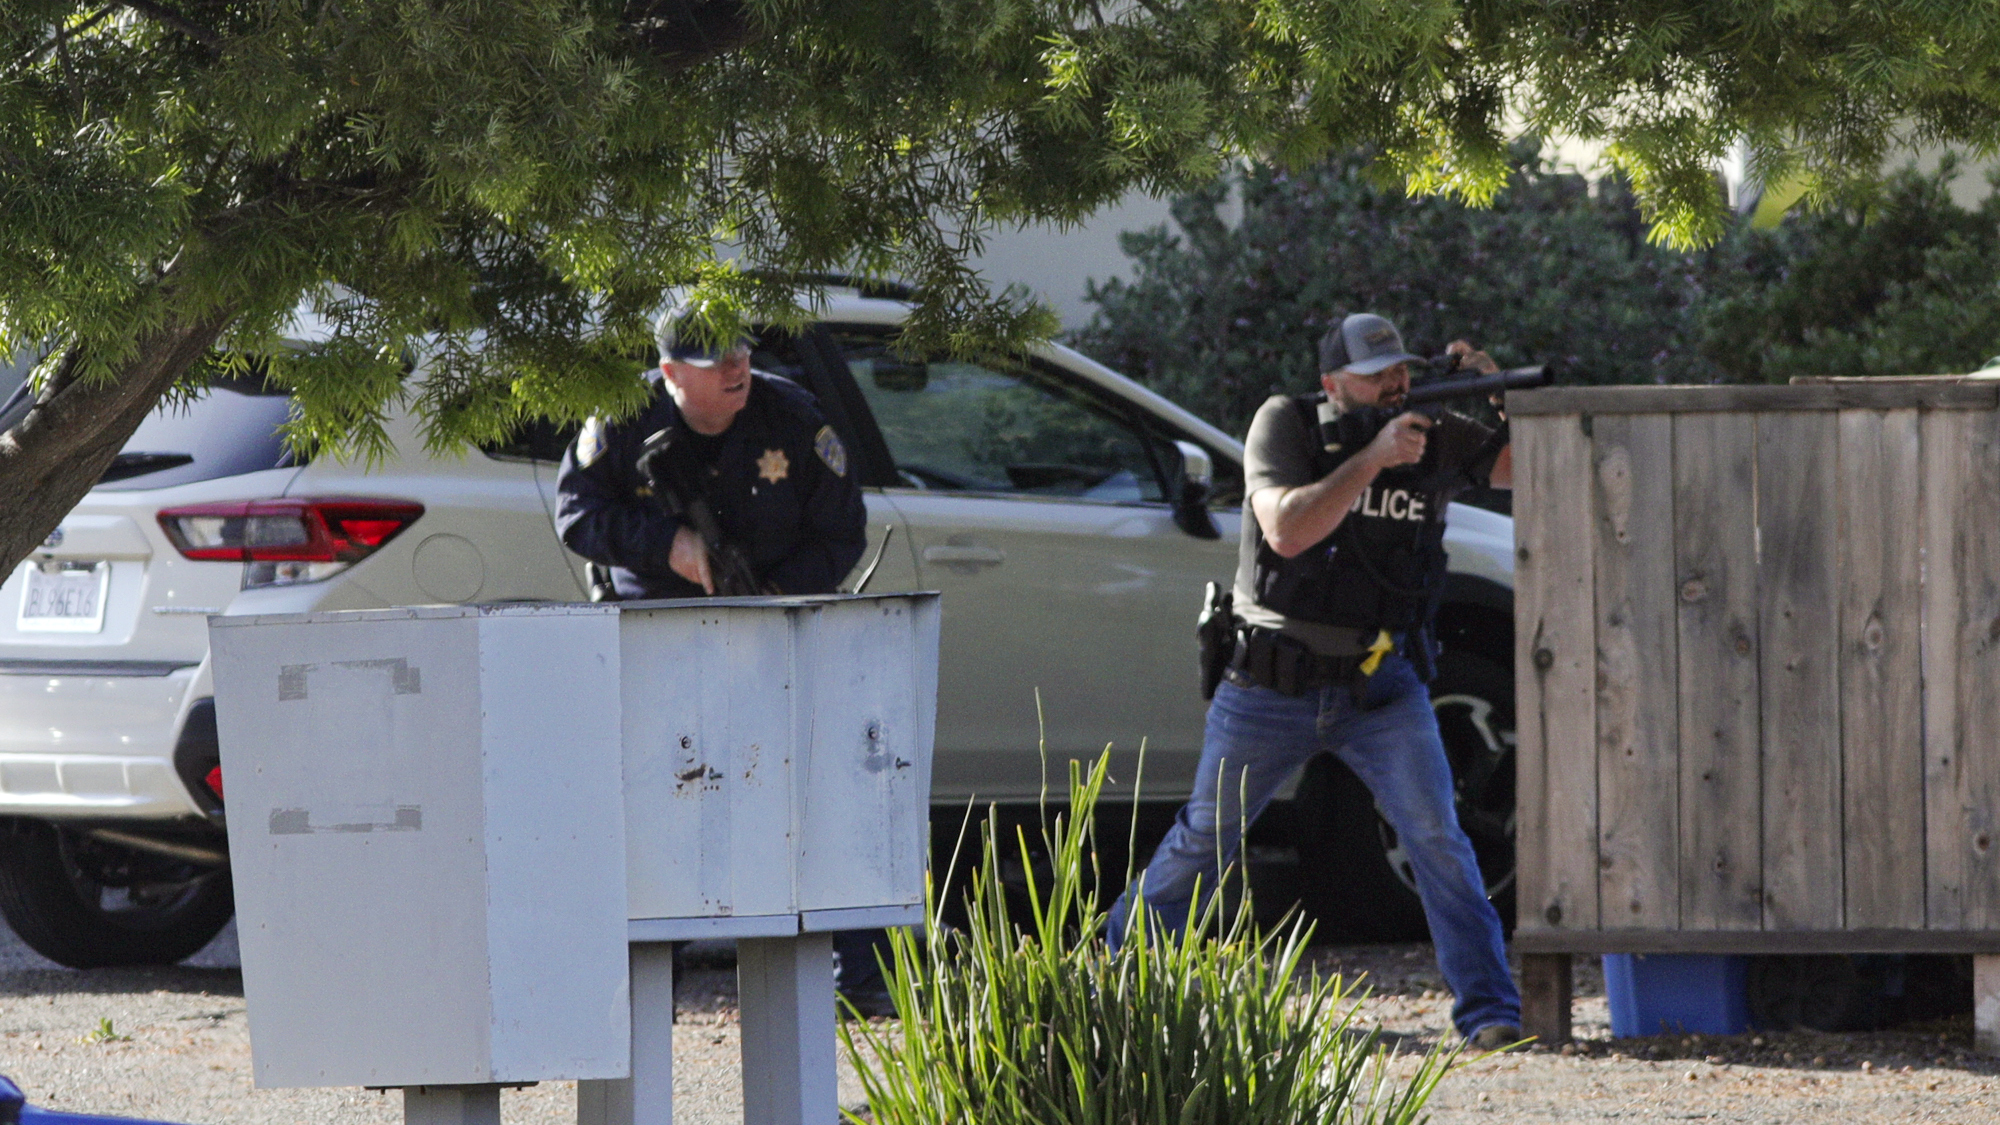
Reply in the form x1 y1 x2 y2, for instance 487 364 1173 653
10 5 117 73
121 0 221 49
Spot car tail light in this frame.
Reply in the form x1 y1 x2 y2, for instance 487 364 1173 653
157 498 423 589
205 765 224 801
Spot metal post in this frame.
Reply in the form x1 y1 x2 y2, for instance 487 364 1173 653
404 1085 502 1125
579 942 676 1125
737 933 835 1125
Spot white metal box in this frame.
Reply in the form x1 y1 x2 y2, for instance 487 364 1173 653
620 593 941 937
209 605 630 1089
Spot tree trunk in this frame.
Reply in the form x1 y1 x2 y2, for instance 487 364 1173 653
0 312 236 576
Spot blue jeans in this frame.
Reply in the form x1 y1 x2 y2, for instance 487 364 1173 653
1108 655 1520 1037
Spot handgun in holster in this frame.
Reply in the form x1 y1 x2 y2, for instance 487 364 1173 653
1196 581 1236 700
635 430 768 597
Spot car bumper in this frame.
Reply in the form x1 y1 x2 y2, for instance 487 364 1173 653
0 663 206 819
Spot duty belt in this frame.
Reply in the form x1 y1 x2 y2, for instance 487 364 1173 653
1228 626 1390 697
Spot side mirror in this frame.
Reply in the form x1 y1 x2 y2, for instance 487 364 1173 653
1175 439 1214 491
1168 440 1220 540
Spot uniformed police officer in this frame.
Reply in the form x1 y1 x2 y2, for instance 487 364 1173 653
554 303 867 599
1109 312 1524 1051
553 296 890 1011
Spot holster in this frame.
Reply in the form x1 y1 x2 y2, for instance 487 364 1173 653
1196 582 1236 700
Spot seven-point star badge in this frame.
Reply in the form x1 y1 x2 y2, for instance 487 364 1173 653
757 447 790 484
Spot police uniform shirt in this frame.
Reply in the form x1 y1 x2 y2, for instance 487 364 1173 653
1232 395 1493 655
554 370 868 599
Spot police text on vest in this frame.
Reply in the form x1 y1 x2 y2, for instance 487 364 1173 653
1352 486 1427 522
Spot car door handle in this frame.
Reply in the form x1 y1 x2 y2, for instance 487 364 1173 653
922 545 1005 566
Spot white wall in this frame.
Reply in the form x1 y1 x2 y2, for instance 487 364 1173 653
965 192 1181 331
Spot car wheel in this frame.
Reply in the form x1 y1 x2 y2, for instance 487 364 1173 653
0 821 234 969
1293 647 1517 943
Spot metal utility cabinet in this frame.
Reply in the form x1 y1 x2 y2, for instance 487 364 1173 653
589 595 939 1125
1507 378 2000 1046
210 593 940 1125
209 604 631 1090
618 596 936 934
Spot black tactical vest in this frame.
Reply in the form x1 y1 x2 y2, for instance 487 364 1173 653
1252 395 1452 632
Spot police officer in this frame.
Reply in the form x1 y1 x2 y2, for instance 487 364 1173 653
555 301 867 599
554 296 891 1011
1109 312 1523 1051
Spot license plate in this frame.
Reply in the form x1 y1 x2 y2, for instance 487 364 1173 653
17 560 111 634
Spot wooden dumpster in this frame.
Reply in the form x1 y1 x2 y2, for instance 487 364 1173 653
1508 377 2000 1045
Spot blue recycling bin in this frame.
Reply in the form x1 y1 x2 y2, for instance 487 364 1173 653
1602 954 1752 1037
0 1076 188 1125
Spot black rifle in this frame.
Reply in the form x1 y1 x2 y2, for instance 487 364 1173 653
1403 363 1552 409
636 429 767 596
1317 363 1552 453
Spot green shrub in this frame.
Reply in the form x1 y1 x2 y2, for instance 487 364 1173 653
1694 157 2000 383
1074 143 1706 435
1077 147 2000 437
840 754 1458 1125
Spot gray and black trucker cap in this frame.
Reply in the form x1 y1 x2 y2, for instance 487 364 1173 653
655 291 752 367
1318 313 1425 376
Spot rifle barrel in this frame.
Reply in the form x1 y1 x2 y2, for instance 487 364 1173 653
1403 365 1551 407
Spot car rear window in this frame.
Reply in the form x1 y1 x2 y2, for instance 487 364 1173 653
97 377 298 491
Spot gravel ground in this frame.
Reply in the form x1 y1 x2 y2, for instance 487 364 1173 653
3 921 1996 1124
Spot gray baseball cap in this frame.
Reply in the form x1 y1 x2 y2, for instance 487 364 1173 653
1318 313 1425 375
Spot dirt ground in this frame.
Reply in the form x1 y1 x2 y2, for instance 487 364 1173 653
2 924 1996 1124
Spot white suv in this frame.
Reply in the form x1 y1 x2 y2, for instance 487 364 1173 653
0 287 1519 966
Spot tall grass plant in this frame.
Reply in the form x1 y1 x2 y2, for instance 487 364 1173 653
840 753 1459 1125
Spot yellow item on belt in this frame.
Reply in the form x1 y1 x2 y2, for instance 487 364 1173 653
1358 628 1395 676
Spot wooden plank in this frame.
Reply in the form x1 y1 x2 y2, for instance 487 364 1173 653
1512 412 1600 935
1977 956 2000 1055
1792 375 2000 384
1836 409 1925 930
1590 414 1680 930
1923 408 2000 930
1511 928 2000 955
1755 412 1844 930
1507 383 2000 416
1520 954 1573 1047
1673 412 1764 930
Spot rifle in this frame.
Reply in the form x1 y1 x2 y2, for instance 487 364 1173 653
1403 363 1553 409
1317 363 1552 452
636 429 767 596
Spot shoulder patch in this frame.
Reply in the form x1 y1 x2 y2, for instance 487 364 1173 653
814 425 848 477
575 417 607 467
